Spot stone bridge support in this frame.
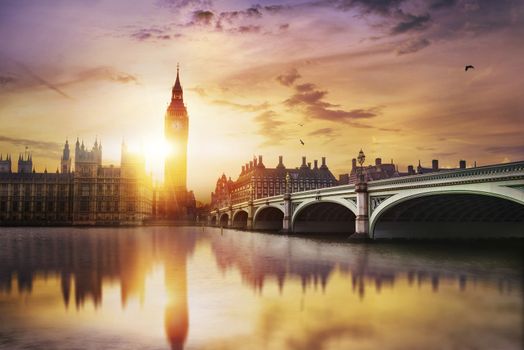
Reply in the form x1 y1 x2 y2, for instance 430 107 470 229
351 182 370 240
228 206 233 227
247 200 254 230
282 193 292 233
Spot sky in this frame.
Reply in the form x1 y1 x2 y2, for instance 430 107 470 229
0 0 523 201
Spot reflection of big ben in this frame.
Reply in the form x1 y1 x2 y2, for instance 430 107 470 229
164 64 188 216
163 234 194 350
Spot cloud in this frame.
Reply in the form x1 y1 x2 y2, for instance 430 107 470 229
129 27 180 41
14 61 73 100
189 86 207 97
185 5 287 34
0 135 62 159
191 10 215 25
416 146 436 151
484 145 524 155
231 25 261 34
218 7 263 24
131 28 161 41
55 66 138 87
432 151 457 157
0 76 16 86
396 37 430 55
254 110 287 146
213 99 269 112
276 68 301 86
280 73 380 124
308 127 339 137
157 0 213 11
332 0 406 15
430 0 457 10
284 88 331 108
391 13 431 34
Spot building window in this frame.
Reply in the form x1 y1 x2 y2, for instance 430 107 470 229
80 201 89 212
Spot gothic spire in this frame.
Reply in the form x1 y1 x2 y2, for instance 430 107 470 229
172 63 183 100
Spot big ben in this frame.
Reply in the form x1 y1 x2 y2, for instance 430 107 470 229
164 64 189 217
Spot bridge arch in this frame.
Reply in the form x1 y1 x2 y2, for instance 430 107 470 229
219 213 229 227
253 205 284 231
232 210 248 229
370 187 524 239
292 199 357 234
209 214 217 226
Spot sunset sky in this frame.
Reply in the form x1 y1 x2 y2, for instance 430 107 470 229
1 0 523 201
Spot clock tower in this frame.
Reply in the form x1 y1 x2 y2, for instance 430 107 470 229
164 64 189 215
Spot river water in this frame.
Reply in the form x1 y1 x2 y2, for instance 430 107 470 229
0 226 522 350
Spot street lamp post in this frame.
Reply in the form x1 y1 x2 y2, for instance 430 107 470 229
282 172 292 233
285 172 291 194
357 149 366 183
350 149 370 241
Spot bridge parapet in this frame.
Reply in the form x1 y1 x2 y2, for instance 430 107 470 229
368 161 524 189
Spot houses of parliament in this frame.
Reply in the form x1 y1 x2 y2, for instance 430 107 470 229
0 68 195 225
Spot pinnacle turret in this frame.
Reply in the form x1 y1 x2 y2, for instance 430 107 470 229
172 63 183 100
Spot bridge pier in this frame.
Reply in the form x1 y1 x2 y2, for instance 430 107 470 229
228 206 233 228
350 182 370 240
247 200 254 230
282 193 292 233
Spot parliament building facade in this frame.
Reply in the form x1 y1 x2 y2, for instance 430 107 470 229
0 139 152 225
0 66 198 225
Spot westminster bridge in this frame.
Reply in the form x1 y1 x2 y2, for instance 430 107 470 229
209 161 524 239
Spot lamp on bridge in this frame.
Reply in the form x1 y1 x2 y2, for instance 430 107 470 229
285 172 291 194
357 149 366 183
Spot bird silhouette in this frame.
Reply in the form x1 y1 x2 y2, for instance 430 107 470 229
465 65 475 71
300 139 305 145
298 123 304 127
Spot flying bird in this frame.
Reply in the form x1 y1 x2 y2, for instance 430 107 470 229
300 139 305 145
298 123 304 127
465 65 475 71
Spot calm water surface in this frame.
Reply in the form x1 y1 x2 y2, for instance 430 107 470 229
0 227 522 350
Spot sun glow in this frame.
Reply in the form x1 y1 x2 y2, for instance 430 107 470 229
127 138 173 182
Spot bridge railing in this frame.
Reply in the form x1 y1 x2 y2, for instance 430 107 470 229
368 161 524 188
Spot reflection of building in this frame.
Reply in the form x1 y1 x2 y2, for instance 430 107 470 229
154 66 196 221
211 155 338 208
0 139 152 225
163 237 192 350
0 227 197 350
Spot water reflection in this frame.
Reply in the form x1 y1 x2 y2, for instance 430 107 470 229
210 231 519 298
0 227 522 349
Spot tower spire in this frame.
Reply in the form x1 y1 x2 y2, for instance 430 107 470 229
172 63 183 100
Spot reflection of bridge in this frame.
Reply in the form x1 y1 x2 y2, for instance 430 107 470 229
209 162 524 239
